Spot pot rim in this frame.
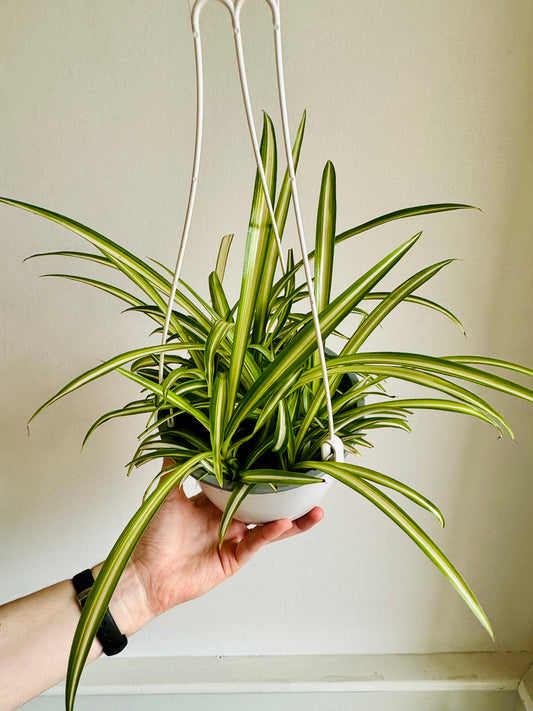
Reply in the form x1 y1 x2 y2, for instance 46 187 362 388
190 468 328 494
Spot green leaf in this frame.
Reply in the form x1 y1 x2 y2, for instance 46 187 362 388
363 292 466 335
65 452 210 711
176 277 217 320
334 398 499 434
299 459 443 525
274 111 307 236
204 320 233 395
241 432 281 470
29 343 201 423
253 370 303 433
296 357 513 436
342 260 454 356
253 111 307 339
271 399 289 452
266 249 296 345
240 469 324 486
26 249 111 268
226 233 422 440
161 371 207 402
209 270 232 320
332 353 533 407
286 203 476 278
444 355 533 379
41 273 147 310
141 451 203 499
297 460 493 638
314 161 336 313
127 443 200 476
227 114 277 408
215 233 234 282
210 371 228 486
301 259 456 441
110 257 181 333
117 366 210 430
294 373 378 456
334 203 477 247
218 482 255 545
0 196 209 328
82 402 154 448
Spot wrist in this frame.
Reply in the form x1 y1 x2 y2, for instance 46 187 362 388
90 562 153 639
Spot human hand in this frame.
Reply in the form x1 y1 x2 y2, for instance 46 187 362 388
118 458 323 629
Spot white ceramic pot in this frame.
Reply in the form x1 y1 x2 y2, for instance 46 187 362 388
191 470 332 524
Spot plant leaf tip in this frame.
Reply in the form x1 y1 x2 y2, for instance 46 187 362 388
27 410 39 425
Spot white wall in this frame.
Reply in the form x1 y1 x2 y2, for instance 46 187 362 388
1 0 533 657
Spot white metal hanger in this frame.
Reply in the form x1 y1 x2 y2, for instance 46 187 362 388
160 0 343 462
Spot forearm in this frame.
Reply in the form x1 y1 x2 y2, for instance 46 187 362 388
0 564 149 711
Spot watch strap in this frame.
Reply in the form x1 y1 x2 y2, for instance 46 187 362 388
72 568 128 656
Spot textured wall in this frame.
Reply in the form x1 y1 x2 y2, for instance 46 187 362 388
2 0 533 656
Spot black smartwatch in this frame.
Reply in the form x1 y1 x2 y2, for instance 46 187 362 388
72 569 128 656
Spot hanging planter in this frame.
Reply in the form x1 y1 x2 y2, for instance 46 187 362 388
156 354 358 524
191 469 332 524
5 119 532 646
156 407 333 524
2 1 533 709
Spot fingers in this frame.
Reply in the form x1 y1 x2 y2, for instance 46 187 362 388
234 507 324 566
275 507 324 541
234 518 293 566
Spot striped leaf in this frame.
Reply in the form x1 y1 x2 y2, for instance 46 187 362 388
334 398 499 433
297 459 443 525
444 355 533 379
334 203 477 247
65 452 211 711
29 343 202 423
218 482 255 545
226 233 422 440
240 469 324 486
327 353 533 406
0 196 209 328
26 249 112 268
273 112 307 237
204 320 233 394
271 399 289 452
342 260 454 356
314 161 336 313
296 460 493 638
209 270 231 320
363 292 466 334
284 203 476 279
210 371 229 486
41 273 147 309
215 233 234 282
117 367 210 430
227 114 277 408
252 111 307 339
82 403 155 448
301 259 456 436
296 359 512 436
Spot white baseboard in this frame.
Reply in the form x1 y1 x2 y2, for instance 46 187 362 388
519 662 533 711
43 652 533 697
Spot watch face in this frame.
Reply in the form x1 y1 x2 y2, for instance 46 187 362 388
76 589 91 606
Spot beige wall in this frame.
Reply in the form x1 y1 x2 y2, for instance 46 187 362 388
2 0 533 656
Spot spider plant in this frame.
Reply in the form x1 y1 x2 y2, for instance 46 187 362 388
2 112 533 708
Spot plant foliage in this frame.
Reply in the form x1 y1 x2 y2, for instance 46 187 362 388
2 113 533 709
